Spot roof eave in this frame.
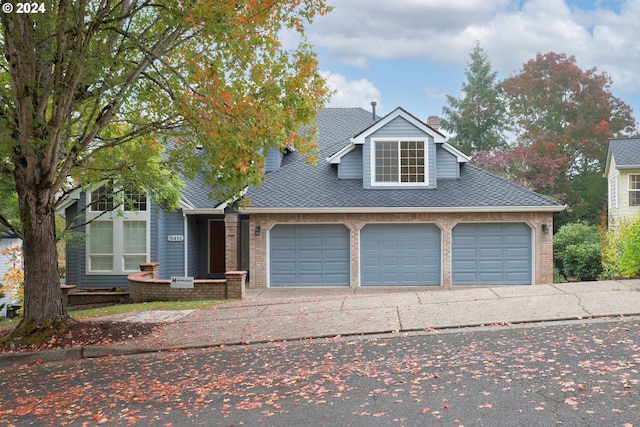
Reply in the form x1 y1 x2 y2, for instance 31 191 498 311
55 188 82 213
239 205 567 214
182 208 226 215
326 142 356 164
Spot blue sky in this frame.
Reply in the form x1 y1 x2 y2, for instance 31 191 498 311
303 0 640 131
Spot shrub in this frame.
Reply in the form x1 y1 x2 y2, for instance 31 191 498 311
553 222 602 281
561 242 602 281
601 215 640 279
619 218 640 278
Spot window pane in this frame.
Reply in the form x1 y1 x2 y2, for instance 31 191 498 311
123 221 147 270
400 141 425 183
124 190 147 211
375 141 398 182
90 255 113 271
89 221 113 253
630 175 640 206
90 186 114 211
123 221 147 253
124 255 147 271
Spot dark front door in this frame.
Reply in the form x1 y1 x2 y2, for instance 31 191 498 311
209 220 226 274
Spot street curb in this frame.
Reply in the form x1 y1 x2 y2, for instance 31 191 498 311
3 314 640 368
0 347 83 367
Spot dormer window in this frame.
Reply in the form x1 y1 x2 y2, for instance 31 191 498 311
372 138 427 186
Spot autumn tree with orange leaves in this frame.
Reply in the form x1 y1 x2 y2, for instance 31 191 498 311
0 0 331 341
502 52 636 225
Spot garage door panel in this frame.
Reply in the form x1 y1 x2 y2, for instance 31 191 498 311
479 260 503 270
480 248 503 258
270 224 350 287
453 223 532 286
361 223 441 286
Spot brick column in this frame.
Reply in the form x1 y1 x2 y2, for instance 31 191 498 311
439 222 454 289
139 262 160 279
226 271 247 299
60 284 77 309
225 213 239 272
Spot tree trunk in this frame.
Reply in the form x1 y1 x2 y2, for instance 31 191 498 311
15 175 66 324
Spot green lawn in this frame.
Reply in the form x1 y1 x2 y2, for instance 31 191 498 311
0 299 226 326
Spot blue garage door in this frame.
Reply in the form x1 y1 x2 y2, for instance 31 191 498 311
270 224 350 287
361 223 441 286
452 223 532 286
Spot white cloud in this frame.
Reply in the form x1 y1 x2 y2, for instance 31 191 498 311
424 87 448 102
322 72 382 110
310 0 640 94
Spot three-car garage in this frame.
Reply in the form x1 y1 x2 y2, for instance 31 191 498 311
268 222 533 287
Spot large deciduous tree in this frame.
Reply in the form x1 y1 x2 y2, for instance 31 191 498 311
503 52 636 225
440 41 508 154
0 1 331 336
503 52 636 176
471 147 560 196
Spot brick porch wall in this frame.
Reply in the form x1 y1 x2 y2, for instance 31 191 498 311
248 211 554 289
128 263 247 302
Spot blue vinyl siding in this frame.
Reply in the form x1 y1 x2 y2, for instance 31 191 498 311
363 116 436 189
452 223 532 286
270 224 350 287
338 145 363 179
436 145 460 179
360 223 441 286
264 146 284 172
65 202 82 287
157 210 185 278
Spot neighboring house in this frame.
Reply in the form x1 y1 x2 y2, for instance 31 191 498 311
605 137 640 227
58 107 564 290
0 235 21 314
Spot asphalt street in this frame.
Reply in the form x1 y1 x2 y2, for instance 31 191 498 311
2 317 639 426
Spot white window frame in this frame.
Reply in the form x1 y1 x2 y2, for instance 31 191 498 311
86 186 150 275
370 138 428 187
630 174 640 207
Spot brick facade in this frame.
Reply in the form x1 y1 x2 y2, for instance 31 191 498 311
247 211 555 289
128 263 246 302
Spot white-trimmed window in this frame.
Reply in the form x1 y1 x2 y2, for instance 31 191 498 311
86 186 149 274
372 138 427 186
630 174 640 207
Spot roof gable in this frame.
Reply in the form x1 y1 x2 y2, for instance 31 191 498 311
605 137 640 176
327 107 469 165
353 107 446 143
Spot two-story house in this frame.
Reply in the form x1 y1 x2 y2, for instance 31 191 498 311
59 107 565 291
605 137 640 227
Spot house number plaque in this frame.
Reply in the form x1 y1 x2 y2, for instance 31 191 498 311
167 235 184 242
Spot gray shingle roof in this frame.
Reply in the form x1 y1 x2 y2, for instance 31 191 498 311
243 108 563 211
609 138 640 167
181 172 221 209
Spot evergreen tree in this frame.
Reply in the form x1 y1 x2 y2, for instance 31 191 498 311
440 41 508 154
